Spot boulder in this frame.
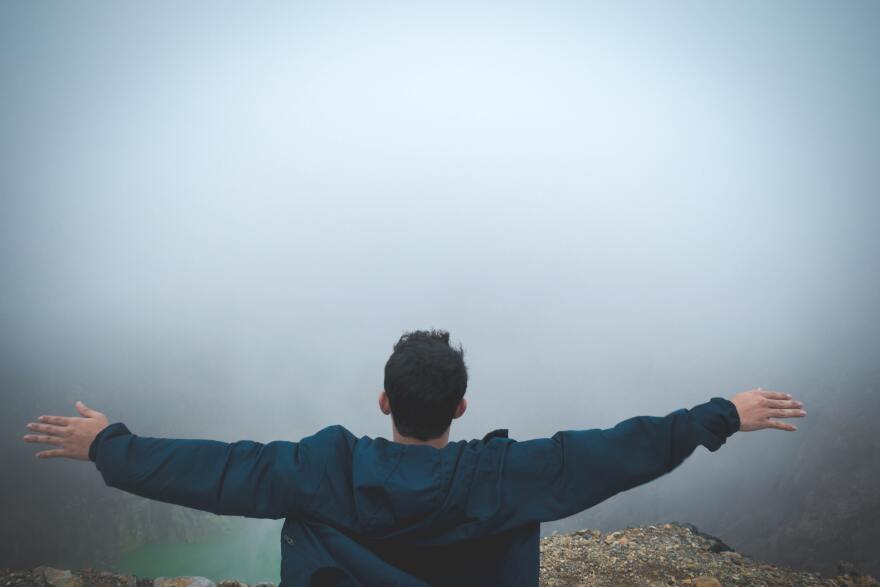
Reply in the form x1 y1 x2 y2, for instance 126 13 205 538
32 567 83 587
153 578 216 587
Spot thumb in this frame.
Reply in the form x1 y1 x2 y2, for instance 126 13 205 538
75 401 99 418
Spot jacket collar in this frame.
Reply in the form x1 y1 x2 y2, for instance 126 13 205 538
481 428 509 442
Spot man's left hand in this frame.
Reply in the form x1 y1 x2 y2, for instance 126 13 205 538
23 401 109 460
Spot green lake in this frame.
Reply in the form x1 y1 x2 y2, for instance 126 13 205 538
112 531 282 585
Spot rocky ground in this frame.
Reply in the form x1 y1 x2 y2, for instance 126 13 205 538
540 522 878 587
2 522 877 587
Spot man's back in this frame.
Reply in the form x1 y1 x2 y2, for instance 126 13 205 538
280 426 540 586
88 396 741 586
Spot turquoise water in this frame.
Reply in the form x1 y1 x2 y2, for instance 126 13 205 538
113 532 282 585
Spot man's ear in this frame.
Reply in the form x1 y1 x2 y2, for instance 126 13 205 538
452 397 467 419
379 390 392 415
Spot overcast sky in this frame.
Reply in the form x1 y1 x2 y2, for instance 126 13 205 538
2 0 878 577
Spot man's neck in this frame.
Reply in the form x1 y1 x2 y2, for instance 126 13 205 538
392 427 449 449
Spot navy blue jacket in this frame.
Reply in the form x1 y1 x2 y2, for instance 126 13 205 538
88 397 740 586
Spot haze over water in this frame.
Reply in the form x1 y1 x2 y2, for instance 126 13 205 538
2 1 878 581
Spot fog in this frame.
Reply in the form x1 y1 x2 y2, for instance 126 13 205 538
2 0 878 581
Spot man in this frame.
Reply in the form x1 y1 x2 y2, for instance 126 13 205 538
22 329 806 586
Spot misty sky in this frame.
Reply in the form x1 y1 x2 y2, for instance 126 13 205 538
2 0 879 578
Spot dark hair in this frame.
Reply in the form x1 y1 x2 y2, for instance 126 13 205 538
383 329 468 441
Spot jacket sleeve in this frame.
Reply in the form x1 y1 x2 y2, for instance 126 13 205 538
499 397 741 525
88 423 327 519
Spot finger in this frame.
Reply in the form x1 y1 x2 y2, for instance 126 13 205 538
26 422 69 436
23 434 64 446
75 401 103 419
38 415 73 426
757 390 791 400
36 449 68 459
767 419 797 431
766 399 803 409
769 408 807 418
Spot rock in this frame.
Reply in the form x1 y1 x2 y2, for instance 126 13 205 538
604 531 623 544
672 521 733 553
839 561 863 576
539 523 880 586
32 568 82 587
94 571 137 587
831 577 880 587
6 521 879 587
153 578 216 587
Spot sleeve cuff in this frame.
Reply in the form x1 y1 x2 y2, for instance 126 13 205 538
688 397 740 452
88 422 132 462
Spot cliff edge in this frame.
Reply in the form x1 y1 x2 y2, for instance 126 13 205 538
539 522 877 586
2 522 876 586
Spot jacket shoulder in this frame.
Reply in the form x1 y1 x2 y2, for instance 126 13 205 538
309 424 358 455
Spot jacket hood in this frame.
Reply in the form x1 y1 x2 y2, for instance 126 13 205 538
349 429 510 540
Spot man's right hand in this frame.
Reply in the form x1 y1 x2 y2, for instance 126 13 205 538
729 388 806 432
23 401 109 460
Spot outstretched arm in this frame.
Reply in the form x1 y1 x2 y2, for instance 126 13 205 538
500 388 805 526
23 402 323 519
